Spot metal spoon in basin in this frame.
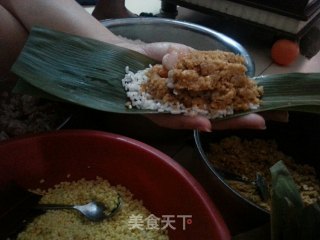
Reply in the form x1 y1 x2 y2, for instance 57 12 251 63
35 196 121 222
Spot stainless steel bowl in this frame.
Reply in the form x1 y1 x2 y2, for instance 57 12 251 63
194 113 320 234
101 17 255 77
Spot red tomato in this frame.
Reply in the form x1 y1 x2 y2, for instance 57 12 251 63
271 39 300 66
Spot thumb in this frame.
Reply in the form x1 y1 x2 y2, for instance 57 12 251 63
162 51 179 70
142 42 193 63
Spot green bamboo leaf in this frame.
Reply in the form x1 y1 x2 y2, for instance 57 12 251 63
12 27 320 118
254 73 320 110
270 161 304 240
270 161 320 240
12 26 157 114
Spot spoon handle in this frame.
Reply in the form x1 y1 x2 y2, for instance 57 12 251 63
35 204 75 210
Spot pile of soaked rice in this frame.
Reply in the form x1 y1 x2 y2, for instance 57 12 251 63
122 50 263 119
18 178 169 240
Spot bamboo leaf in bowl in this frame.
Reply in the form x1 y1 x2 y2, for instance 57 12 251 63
270 161 320 240
12 27 320 119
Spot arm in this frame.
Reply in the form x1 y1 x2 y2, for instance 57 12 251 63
1 0 122 44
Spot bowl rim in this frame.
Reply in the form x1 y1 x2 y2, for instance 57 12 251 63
100 17 255 77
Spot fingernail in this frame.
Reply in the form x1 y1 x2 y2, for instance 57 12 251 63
198 127 212 132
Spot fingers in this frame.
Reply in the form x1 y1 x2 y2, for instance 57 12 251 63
212 114 266 130
145 113 268 132
145 114 212 132
145 111 293 131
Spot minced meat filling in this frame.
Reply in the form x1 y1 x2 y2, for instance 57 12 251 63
141 50 263 114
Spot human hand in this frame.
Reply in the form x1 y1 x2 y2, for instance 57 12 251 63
146 111 288 132
145 113 263 132
116 41 192 66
